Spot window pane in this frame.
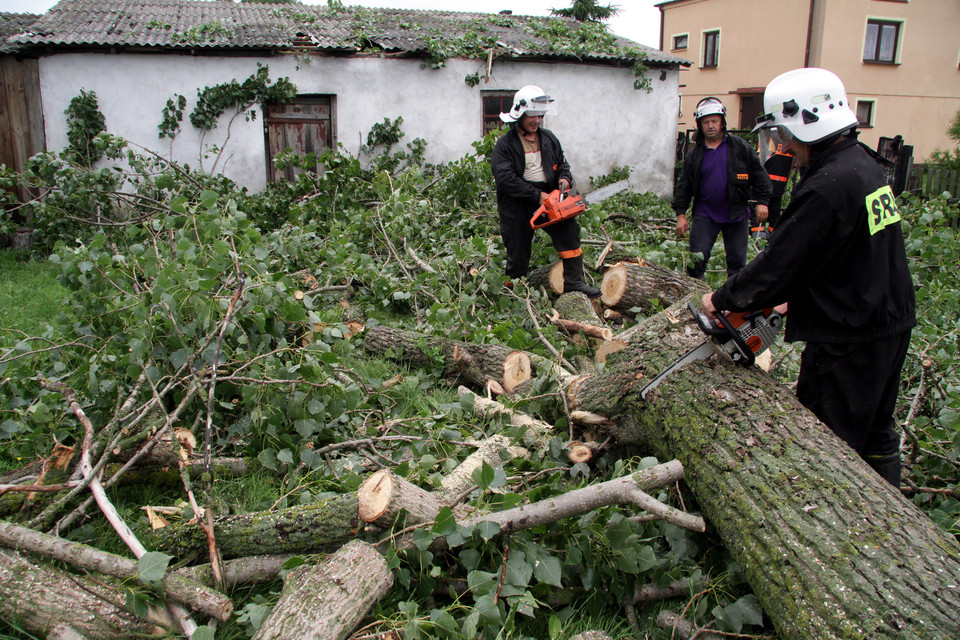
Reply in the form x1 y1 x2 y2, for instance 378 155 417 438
704 31 718 67
674 34 687 50
864 23 879 60
856 101 873 125
878 24 897 61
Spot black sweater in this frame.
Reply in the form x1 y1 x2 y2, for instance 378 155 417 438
712 137 916 343
491 126 572 219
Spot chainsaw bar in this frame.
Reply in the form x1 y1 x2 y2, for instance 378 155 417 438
639 340 716 400
581 179 630 206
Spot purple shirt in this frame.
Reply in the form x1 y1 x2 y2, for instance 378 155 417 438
693 138 733 223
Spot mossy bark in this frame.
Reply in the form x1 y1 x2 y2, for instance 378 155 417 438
566 300 960 639
147 493 359 559
0 548 161 638
364 325 532 390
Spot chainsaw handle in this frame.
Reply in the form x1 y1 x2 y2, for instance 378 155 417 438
714 311 755 367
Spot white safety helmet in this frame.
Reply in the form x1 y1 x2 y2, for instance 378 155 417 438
752 67 858 144
500 85 557 123
694 96 726 122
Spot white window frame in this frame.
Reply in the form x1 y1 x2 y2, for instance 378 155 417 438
856 99 877 128
701 29 720 69
863 17 905 64
672 33 689 51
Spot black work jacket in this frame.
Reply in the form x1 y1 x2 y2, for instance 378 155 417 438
491 126 572 219
673 133 772 220
712 137 916 343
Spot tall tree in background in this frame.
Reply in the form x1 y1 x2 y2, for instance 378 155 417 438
551 0 620 22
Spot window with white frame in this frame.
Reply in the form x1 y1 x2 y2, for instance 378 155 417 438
863 19 902 63
856 100 876 127
673 33 688 51
702 30 719 68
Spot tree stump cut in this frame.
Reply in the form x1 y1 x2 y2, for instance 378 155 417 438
359 468 444 528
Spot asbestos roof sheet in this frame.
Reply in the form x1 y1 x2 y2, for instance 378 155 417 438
5 0 687 67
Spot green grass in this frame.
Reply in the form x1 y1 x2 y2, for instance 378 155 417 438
0 250 67 343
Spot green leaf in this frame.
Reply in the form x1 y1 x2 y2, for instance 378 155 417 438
475 520 501 541
473 593 502 624
0 420 21 436
258 448 278 471
472 460 495 490
138 551 172 584
431 506 457 536
533 552 563 587
191 627 217 640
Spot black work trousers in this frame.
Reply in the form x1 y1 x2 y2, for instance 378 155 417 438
796 330 912 459
499 214 581 279
686 214 749 280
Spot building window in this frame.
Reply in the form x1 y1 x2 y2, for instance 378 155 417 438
673 34 688 51
264 96 334 182
482 91 514 136
702 30 719 68
863 19 901 63
856 100 875 127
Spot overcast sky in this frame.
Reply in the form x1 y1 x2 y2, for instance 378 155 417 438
0 0 663 48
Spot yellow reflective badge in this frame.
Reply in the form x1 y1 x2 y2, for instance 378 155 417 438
866 185 901 235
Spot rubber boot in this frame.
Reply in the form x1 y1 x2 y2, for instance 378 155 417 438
865 452 901 488
562 256 601 298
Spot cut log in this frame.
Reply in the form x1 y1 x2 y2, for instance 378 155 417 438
359 468 445 527
548 309 613 342
148 494 359 559
0 520 233 621
527 261 563 294
364 326 533 393
175 554 288 589
563 299 960 639
0 547 165 638
656 611 723 640
253 540 393 640
600 261 707 315
438 434 528 501
456 386 554 447
554 291 603 325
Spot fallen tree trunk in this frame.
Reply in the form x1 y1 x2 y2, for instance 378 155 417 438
148 493 359 559
0 547 166 638
0 520 233 621
364 325 532 393
564 297 960 639
253 540 392 640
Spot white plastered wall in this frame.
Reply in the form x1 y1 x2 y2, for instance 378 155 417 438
38 51 680 196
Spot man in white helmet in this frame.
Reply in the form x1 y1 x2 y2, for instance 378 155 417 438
700 68 916 487
490 85 600 297
674 96 772 279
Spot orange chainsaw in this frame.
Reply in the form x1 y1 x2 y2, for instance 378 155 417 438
529 179 630 230
640 302 784 400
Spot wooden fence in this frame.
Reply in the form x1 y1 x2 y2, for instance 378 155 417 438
905 164 959 229
906 164 960 200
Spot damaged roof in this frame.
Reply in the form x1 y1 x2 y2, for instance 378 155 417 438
5 0 688 67
0 12 39 53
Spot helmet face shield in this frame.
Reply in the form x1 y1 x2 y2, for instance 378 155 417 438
754 68 858 144
500 86 557 123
